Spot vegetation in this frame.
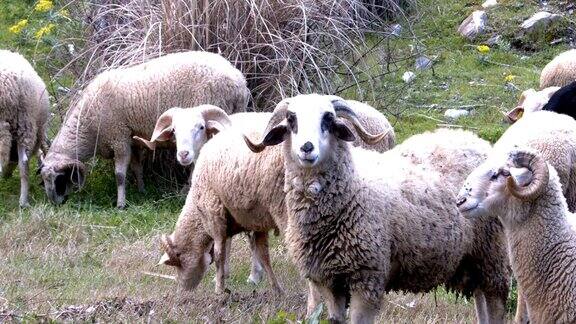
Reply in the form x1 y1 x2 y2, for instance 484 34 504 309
1 0 573 322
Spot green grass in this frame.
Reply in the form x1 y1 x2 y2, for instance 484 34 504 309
0 0 573 322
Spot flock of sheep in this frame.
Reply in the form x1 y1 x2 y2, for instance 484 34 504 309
1 46 576 323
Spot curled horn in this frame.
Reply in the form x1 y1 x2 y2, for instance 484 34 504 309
507 151 549 201
199 105 232 128
330 98 389 145
244 99 290 153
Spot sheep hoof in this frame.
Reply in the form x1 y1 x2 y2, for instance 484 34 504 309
19 201 30 209
247 272 263 285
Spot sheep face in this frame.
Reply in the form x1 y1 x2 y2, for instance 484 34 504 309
504 87 559 124
456 150 548 221
158 234 214 291
133 105 232 166
245 94 357 167
40 157 85 205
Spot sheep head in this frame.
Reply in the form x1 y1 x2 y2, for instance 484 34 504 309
456 148 550 221
40 154 86 205
157 233 214 291
244 94 388 168
133 105 232 166
504 87 559 124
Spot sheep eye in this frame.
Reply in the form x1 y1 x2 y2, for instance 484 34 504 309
500 170 510 177
321 112 334 132
490 172 499 181
199 125 205 130
286 112 297 129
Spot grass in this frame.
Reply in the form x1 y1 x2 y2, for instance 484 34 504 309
0 0 573 322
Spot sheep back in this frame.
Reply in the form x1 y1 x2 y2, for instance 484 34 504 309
540 49 576 88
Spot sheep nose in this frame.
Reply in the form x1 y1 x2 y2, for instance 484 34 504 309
300 142 314 154
179 151 190 159
456 196 467 207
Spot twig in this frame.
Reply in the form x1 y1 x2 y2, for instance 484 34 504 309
438 123 478 130
141 271 176 281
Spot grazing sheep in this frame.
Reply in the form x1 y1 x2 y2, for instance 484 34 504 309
0 50 49 207
40 51 249 208
542 81 576 119
456 149 576 324
503 87 559 124
157 98 396 295
244 94 509 324
540 49 576 89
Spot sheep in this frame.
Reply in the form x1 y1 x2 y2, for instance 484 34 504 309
243 94 509 323
456 149 576 324
540 49 576 89
0 50 49 207
156 97 396 295
542 81 576 119
503 86 559 124
40 51 249 208
493 110 576 212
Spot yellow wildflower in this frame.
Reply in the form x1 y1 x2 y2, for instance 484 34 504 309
8 19 28 34
59 9 70 18
476 45 490 54
504 74 516 82
35 0 54 12
35 23 56 39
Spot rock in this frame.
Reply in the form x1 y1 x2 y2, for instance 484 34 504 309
444 109 469 120
402 71 415 83
415 56 433 70
520 11 561 35
390 24 402 37
482 0 498 9
458 11 488 40
486 34 502 46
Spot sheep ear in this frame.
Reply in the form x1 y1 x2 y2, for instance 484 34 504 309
262 124 288 146
206 120 225 138
510 167 533 187
151 108 179 142
504 107 524 124
331 120 356 142
133 136 156 151
159 235 181 267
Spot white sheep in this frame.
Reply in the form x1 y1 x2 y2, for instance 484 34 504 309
540 49 576 89
40 51 249 208
155 98 396 294
0 50 49 207
503 87 559 124
456 149 576 323
243 94 510 324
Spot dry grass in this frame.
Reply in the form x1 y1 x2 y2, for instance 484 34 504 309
0 204 499 323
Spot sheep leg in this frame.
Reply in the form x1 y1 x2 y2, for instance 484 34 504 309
113 144 131 209
514 288 530 324
213 236 229 294
350 292 379 324
224 238 232 278
473 290 488 324
247 232 264 284
311 281 346 323
253 231 282 294
129 146 146 193
17 144 30 207
484 292 506 324
305 281 323 317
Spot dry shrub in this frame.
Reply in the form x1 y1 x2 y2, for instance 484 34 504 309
49 0 415 185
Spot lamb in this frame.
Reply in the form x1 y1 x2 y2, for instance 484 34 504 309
243 94 509 323
156 97 396 293
503 86 559 124
456 149 576 323
0 49 49 207
40 51 249 208
540 49 576 89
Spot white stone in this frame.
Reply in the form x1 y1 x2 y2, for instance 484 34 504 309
482 0 498 8
402 71 416 83
457 11 487 40
444 109 469 120
415 56 432 70
520 11 561 32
